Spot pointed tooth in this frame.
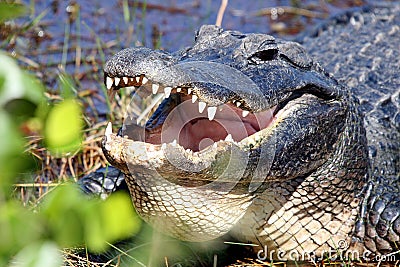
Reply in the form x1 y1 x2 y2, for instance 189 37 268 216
152 84 159 94
198 101 206 113
192 94 198 103
161 143 167 149
188 88 192 94
236 102 241 107
242 110 250 117
130 77 134 82
106 77 113 89
104 122 113 151
114 77 120 86
176 87 181 92
207 106 217 120
135 76 140 83
105 122 113 136
213 142 218 149
171 139 177 146
123 77 128 84
164 87 172 98
225 134 233 142
142 77 148 84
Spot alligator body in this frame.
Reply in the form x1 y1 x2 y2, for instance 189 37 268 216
81 4 400 260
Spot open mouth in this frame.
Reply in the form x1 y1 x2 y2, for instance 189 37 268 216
105 74 277 153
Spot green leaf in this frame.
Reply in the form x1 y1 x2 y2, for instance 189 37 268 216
4 99 37 125
82 192 142 252
44 99 83 155
41 185 141 252
0 53 44 108
0 111 25 185
0 201 43 261
0 3 27 22
101 192 141 239
11 242 62 267
40 185 85 247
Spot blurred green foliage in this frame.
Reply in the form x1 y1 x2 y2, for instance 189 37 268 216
0 3 141 267
0 3 27 22
44 99 83 155
0 52 45 186
41 186 140 253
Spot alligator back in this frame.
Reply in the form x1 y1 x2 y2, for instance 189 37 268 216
305 4 400 253
297 4 400 255
304 5 400 178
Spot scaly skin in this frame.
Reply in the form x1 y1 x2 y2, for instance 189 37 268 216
303 5 400 255
81 4 399 260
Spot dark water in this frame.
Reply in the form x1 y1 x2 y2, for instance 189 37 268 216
2 0 372 115
15 1 369 52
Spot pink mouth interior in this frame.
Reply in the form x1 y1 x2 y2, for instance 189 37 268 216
145 95 276 152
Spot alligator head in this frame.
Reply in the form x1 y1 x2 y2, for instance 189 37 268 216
101 25 353 243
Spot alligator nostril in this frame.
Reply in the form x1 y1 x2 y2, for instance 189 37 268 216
253 49 278 61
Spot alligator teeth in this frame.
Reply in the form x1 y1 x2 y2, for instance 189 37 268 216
105 122 113 136
176 87 181 92
236 102 242 107
161 143 167 149
188 88 192 94
130 77 134 82
207 107 217 120
192 95 198 103
123 77 128 84
104 122 113 150
242 110 249 117
106 77 113 89
135 76 140 83
114 77 120 86
171 139 177 146
142 77 148 84
225 134 233 142
152 84 159 94
198 101 206 113
164 87 172 98
213 142 218 149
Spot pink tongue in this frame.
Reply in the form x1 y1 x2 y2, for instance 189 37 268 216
146 100 275 152
180 119 255 151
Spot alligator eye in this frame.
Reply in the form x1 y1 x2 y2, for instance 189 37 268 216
278 42 313 69
253 49 278 61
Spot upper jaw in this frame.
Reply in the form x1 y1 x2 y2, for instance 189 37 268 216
103 43 342 116
103 47 276 111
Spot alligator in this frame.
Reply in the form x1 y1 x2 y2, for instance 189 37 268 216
80 4 400 261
